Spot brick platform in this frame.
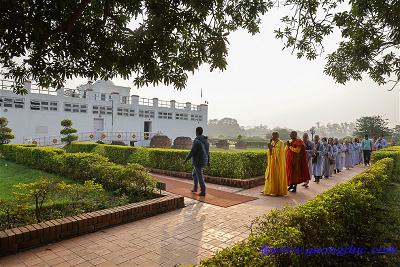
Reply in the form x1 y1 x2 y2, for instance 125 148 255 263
0 192 184 256
150 169 265 189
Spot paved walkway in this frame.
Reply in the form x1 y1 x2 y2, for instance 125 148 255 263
0 166 364 267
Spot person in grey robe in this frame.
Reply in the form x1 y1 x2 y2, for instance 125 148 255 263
340 139 346 171
352 139 361 165
302 133 314 188
322 137 334 178
330 138 338 175
312 135 324 183
334 138 342 173
344 140 353 169
358 138 364 165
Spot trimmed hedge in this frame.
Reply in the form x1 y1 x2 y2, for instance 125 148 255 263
372 146 400 180
201 158 395 266
0 145 156 201
65 142 267 179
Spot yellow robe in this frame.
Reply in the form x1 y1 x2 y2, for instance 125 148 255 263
263 139 288 196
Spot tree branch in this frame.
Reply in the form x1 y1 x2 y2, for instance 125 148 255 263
61 0 92 33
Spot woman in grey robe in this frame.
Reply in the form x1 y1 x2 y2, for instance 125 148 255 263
312 135 324 183
344 140 353 169
334 138 342 173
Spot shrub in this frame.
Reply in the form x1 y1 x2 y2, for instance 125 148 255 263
0 144 36 161
1 145 156 201
201 158 394 266
172 136 192 149
235 140 247 149
66 142 267 179
372 147 400 180
14 177 60 223
91 145 136 164
0 117 15 144
64 142 99 153
60 119 78 145
216 139 229 149
14 146 64 173
110 140 127 146
150 135 171 148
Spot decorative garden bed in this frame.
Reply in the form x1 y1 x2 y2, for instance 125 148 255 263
0 144 184 255
0 191 184 256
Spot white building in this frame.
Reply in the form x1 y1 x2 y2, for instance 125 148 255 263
0 79 208 146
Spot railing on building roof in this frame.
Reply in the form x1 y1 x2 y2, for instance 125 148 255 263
175 102 186 109
0 79 16 91
31 83 58 95
139 97 154 106
158 100 171 108
23 131 159 147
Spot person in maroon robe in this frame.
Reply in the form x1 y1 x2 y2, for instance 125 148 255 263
286 131 311 192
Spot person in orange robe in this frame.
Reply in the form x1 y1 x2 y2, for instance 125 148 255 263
286 131 311 193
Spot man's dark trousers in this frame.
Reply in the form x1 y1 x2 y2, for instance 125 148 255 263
192 165 206 194
363 150 371 165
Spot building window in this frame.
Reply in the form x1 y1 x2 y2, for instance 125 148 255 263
64 103 87 113
93 105 112 115
176 113 188 120
158 112 172 119
191 114 203 122
0 97 25 109
30 100 58 111
139 109 155 118
117 108 134 117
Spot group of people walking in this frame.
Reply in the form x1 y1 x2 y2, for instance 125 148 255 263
183 126 388 198
262 131 388 196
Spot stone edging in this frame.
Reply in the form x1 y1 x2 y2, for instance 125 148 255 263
0 192 184 256
150 168 265 189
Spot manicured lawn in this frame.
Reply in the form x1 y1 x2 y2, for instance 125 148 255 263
0 159 75 200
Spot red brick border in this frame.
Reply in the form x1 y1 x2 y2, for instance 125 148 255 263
0 192 184 256
150 168 265 189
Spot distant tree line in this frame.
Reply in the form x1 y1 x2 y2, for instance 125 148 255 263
208 116 399 145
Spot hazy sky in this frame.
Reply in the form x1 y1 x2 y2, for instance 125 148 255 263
40 10 400 130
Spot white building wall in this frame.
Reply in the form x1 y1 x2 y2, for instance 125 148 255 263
0 80 208 145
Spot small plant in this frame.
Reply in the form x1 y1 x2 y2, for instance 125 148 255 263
59 180 105 209
0 117 15 144
14 177 59 222
60 119 78 145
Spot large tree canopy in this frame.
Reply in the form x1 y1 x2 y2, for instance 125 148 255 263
274 0 400 88
2 1 399 94
0 0 269 94
354 115 391 137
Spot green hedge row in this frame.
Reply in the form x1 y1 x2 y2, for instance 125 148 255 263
65 142 267 179
200 157 395 266
372 146 400 180
0 145 156 201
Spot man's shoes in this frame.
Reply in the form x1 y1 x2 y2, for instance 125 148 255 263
191 189 197 193
199 192 206 196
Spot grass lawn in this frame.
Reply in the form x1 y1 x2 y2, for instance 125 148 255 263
0 159 76 200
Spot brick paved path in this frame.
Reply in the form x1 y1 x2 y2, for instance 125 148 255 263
0 166 364 267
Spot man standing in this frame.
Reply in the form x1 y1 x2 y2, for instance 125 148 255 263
184 127 210 196
286 131 310 193
361 134 373 166
302 133 314 188
263 132 287 196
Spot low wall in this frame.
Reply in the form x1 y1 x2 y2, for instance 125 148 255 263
0 192 184 256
